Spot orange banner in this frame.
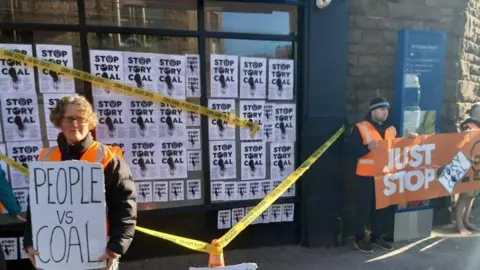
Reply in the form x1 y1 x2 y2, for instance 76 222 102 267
372 130 480 209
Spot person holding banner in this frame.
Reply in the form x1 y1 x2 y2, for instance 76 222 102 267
0 167 26 270
349 97 397 254
456 102 480 235
23 95 137 270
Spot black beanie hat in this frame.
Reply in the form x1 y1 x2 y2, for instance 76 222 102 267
369 97 390 112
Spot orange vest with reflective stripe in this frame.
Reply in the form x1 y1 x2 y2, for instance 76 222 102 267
38 141 117 235
356 121 397 176
466 123 479 130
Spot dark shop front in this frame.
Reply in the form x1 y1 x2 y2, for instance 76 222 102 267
0 0 348 267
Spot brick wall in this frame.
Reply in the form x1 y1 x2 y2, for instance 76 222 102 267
347 0 472 132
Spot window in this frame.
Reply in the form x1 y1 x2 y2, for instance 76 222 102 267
0 0 78 24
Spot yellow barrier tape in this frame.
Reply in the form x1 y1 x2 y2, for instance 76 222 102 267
0 49 260 139
135 226 220 255
217 125 345 248
0 152 29 176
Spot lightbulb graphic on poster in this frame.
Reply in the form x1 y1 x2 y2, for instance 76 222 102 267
186 110 201 127
211 182 224 201
187 150 202 171
263 102 274 142
210 54 238 98
241 141 266 180
124 51 157 93
231 208 245 227
0 238 18 260
240 57 267 99
268 59 294 100
158 102 187 139
153 181 168 202
93 96 128 140
236 182 248 201
157 54 186 99
274 104 296 142
270 142 295 181
224 182 236 201
210 140 237 180
217 210 231 229
239 100 264 141
208 99 236 141
270 204 283 223
1 94 41 141
169 180 185 201
187 129 201 150
159 139 187 179
186 54 201 98
89 50 124 96
136 182 153 203
126 97 159 139
44 93 77 141
282 204 295 222
260 180 272 199
36 44 75 93
187 179 201 200
0 44 35 93
124 140 160 180
248 181 261 200
29 161 107 270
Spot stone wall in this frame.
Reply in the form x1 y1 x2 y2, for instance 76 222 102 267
347 0 473 133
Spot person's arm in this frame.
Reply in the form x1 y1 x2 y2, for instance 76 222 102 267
0 168 21 217
104 155 137 256
349 125 371 159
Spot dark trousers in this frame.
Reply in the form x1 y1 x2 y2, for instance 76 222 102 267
0 243 6 270
353 175 394 242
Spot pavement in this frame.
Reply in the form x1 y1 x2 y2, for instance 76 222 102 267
123 205 480 270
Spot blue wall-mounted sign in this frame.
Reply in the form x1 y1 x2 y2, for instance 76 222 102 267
394 29 447 212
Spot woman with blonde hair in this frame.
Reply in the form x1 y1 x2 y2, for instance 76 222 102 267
23 95 137 270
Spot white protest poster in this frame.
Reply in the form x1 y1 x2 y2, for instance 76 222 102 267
153 181 168 202
43 93 75 141
186 179 201 200
217 210 231 229
263 103 274 142
257 208 270 224
210 54 238 98
186 111 201 127
124 140 160 180
208 99 236 141
240 57 267 99
239 100 264 141
260 180 272 199
29 161 106 270
89 50 124 97
269 204 283 223
270 142 294 181
241 142 266 180
126 97 158 139
136 182 153 203
282 204 294 222
169 180 185 201
245 207 257 225
282 183 295 197
186 54 201 98
211 182 224 201
13 189 28 212
268 59 294 100
124 51 157 92
19 237 29 259
231 208 245 227
210 140 236 180
187 150 202 171
274 104 296 142
159 139 187 179
224 182 236 201
36 44 75 93
7 141 42 188
0 44 35 93
248 181 261 200
187 129 201 150
156 54 186 99
158 103 187 139
93 95 128 141
0 238 18 260
1 94 41 142
236 182 248 201
0 143 8 182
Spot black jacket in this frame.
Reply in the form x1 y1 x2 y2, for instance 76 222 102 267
23 133 137 256
460 118 480 132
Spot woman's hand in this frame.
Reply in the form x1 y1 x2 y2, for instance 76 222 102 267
99 249 121 270
25 246 40 269
16 215 26 222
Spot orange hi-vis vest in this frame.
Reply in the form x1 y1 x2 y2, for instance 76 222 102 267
38 141 120 235
356 121 397 177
